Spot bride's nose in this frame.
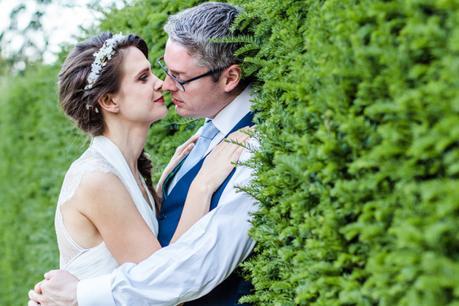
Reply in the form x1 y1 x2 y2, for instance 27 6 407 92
154 78 164 92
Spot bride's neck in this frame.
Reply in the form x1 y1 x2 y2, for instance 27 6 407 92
102 124 148 176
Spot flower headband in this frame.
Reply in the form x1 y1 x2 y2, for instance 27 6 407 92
84 33 126 90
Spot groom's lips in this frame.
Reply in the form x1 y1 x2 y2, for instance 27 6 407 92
172 97 184 106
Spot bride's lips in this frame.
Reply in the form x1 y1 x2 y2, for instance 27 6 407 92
153 96 165 104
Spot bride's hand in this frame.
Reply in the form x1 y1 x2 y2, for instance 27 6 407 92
193 128 252 193
156 134 199 196
170 127 254 243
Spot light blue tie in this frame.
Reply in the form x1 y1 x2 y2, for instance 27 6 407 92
174 120 220 183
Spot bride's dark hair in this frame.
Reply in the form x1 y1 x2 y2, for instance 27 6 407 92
58 32 161 210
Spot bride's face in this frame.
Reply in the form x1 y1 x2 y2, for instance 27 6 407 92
111 46 167 124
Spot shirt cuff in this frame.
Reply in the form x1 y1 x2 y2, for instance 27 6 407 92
77 274 116 306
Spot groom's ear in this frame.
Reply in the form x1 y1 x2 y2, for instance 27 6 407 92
221 64 241 92
98 93 120 113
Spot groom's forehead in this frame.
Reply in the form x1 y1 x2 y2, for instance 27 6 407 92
164 41 200 72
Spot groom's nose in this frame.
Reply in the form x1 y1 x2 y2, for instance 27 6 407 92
162 74 179 92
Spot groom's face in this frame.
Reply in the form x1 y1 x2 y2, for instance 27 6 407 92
162 39 229 119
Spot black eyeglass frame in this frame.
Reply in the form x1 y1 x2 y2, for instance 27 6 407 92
156 56 227 92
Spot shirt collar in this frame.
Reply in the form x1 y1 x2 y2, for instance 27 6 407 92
209 85 253 136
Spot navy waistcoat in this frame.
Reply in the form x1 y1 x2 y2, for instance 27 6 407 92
158 112 254 306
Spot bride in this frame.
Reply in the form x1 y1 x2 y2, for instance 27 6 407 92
51 32 248 279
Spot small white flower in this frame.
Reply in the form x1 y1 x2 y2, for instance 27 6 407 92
84 33 126 90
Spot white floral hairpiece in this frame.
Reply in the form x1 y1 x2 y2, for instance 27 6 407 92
84 33 126 90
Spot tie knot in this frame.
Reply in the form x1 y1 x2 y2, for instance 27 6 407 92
200 120 219 139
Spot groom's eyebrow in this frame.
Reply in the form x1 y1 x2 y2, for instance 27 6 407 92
163 57 186 75
169 68 183 75
167 66 186 76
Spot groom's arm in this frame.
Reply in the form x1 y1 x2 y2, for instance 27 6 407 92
78 149 258 306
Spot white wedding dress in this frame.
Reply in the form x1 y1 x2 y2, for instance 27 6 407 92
54 136 159 279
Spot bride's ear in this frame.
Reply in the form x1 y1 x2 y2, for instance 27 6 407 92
98 93 119 113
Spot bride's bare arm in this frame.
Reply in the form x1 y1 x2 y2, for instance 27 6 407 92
170 128 252 243
69 172 161 264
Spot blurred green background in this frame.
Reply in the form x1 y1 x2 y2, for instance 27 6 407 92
1 0 459 305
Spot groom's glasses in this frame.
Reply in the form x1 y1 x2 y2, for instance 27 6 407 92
156 56 226 92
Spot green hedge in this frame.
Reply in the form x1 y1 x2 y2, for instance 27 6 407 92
0 64 86 304
1 0 458 305
233 0 459 305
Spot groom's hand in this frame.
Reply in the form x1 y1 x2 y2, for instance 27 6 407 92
28 269 79 306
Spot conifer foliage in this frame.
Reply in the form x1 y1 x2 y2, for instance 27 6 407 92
0 0 458 305
232 0 459 304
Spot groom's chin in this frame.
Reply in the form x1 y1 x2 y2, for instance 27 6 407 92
174 106 192 118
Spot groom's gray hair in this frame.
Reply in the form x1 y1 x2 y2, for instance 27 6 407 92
164 2 242 70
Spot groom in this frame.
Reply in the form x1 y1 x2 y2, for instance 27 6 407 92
29 2 258 306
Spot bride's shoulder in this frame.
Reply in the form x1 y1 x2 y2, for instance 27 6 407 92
60 148 120 194
64 155 125 203
77 170 124 198
67 148 117 176
58 148 121 207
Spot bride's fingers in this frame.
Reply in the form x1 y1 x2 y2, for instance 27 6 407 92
225 146 244 167
223 146 244 172
211 141 244 165
34 280 43 293
227 126 255 140
232 145 245 160
178 134 199 153
237 126 255 135
173 142 194 164
44 269 60 280
183 134 199 147
223 138 244 154
220 138 249 155
208 149 239 173
28 289 44 304
226 131 251 144
188 133 200 143
204 131 250 165
183 142 195 154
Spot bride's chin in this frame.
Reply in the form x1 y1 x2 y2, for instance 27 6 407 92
157 107 168 119
149 110 168 125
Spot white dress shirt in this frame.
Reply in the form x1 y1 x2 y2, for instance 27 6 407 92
77 86 259 306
